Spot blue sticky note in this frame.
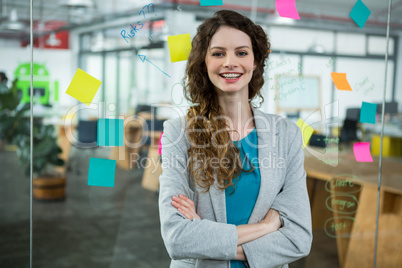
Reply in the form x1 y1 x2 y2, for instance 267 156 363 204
200 0 223 6
350 0 371 29
88 158 116 187
97 118 124 146
360 102 377 124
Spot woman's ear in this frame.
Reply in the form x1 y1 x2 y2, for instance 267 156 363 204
253 63 257 71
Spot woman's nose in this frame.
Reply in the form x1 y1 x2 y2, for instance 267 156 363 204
223 54 237 68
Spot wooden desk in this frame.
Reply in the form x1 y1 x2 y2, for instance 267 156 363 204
109 117 143 170
109 115 167 170
304 149 402 267
141 131 163 192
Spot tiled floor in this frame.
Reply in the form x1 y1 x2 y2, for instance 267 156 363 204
0 148 339 268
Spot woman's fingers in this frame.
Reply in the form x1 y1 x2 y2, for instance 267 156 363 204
172 195 192 209
177 195 194 208
171 195 199 220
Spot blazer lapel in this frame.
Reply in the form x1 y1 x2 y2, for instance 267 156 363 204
247 107 279 224
208 106 280 224
209 176 227 223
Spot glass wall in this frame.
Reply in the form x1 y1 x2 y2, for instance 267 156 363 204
0 0 401 267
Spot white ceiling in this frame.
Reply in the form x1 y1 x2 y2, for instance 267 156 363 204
0 0 402 38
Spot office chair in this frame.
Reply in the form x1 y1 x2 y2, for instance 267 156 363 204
345 108 360 121
309 134 327 148
67 120 98 175
340 119 359 145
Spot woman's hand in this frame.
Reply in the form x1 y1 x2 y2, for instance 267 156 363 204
171 195 201 220
260 208 282 231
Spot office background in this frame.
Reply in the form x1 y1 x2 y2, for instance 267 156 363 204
0 0 401 267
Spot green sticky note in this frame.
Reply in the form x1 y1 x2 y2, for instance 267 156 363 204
297 118 314 149
66 68 102 106
97 119 124 146
88 158 116 187
168 34 192 63
359 102 377 124
350 0 371 29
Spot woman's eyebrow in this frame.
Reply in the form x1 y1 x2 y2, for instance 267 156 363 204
210 46 250 50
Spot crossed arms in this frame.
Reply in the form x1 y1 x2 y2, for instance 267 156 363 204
158 119 312 266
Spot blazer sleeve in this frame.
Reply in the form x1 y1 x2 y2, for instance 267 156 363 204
158 119 238 261
241 124 313 267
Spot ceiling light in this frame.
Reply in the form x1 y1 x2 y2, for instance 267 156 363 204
0 9 26 31
308 43 326 54
59 0 94 8
270 11 296 26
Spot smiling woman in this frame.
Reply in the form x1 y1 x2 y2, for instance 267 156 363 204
158 9 312 268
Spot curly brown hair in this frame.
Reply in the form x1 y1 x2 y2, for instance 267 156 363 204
183 10 270 194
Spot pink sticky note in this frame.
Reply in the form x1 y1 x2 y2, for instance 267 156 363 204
353 142 373 162
276 0 300 20
158 132 163 155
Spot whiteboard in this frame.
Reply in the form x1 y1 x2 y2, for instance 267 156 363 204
275 75 321 112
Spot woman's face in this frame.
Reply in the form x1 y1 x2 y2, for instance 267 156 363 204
205 25 256 96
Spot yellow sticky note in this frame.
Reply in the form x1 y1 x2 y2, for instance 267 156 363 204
331 72 352 91
297 118 314 149
168 33 192 63
66 68 102 106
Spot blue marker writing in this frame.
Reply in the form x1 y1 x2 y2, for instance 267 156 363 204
138 55 171 78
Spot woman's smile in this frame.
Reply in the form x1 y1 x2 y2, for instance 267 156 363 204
205 25 256 94
219 72 243 82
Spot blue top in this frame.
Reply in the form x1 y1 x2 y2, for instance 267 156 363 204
225 127 261 268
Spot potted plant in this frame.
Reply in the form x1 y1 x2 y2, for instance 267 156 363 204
0 79 66 201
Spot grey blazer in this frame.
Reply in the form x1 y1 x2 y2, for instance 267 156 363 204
158 106 312 268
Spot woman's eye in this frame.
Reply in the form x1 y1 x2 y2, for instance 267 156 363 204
212 52 224 57
238 51 248 56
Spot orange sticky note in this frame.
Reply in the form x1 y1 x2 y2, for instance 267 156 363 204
297 118 314 149
167 34 192 62
66 68 102 106
331 72 352 91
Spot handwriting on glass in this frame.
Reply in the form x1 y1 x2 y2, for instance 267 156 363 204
326 57 335 69
324 174 362 238
121 3 155 43
354 76 375 96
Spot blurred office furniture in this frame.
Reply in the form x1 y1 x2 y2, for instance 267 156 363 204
340 119 359 144
109 116 143 170
141 130 163 192
77 120 98 145
69 120 98 175
362 109 402 157
304 149 402 268
370 116 402 157
109 106 167 175
140 119 165 192
309 133 327 148
135 104 158 120
285 111 300 120
376 101 398 116
55 123 76 175
345 107 360 121
371 134 402 157
138 118 165 157
340 108 361 145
